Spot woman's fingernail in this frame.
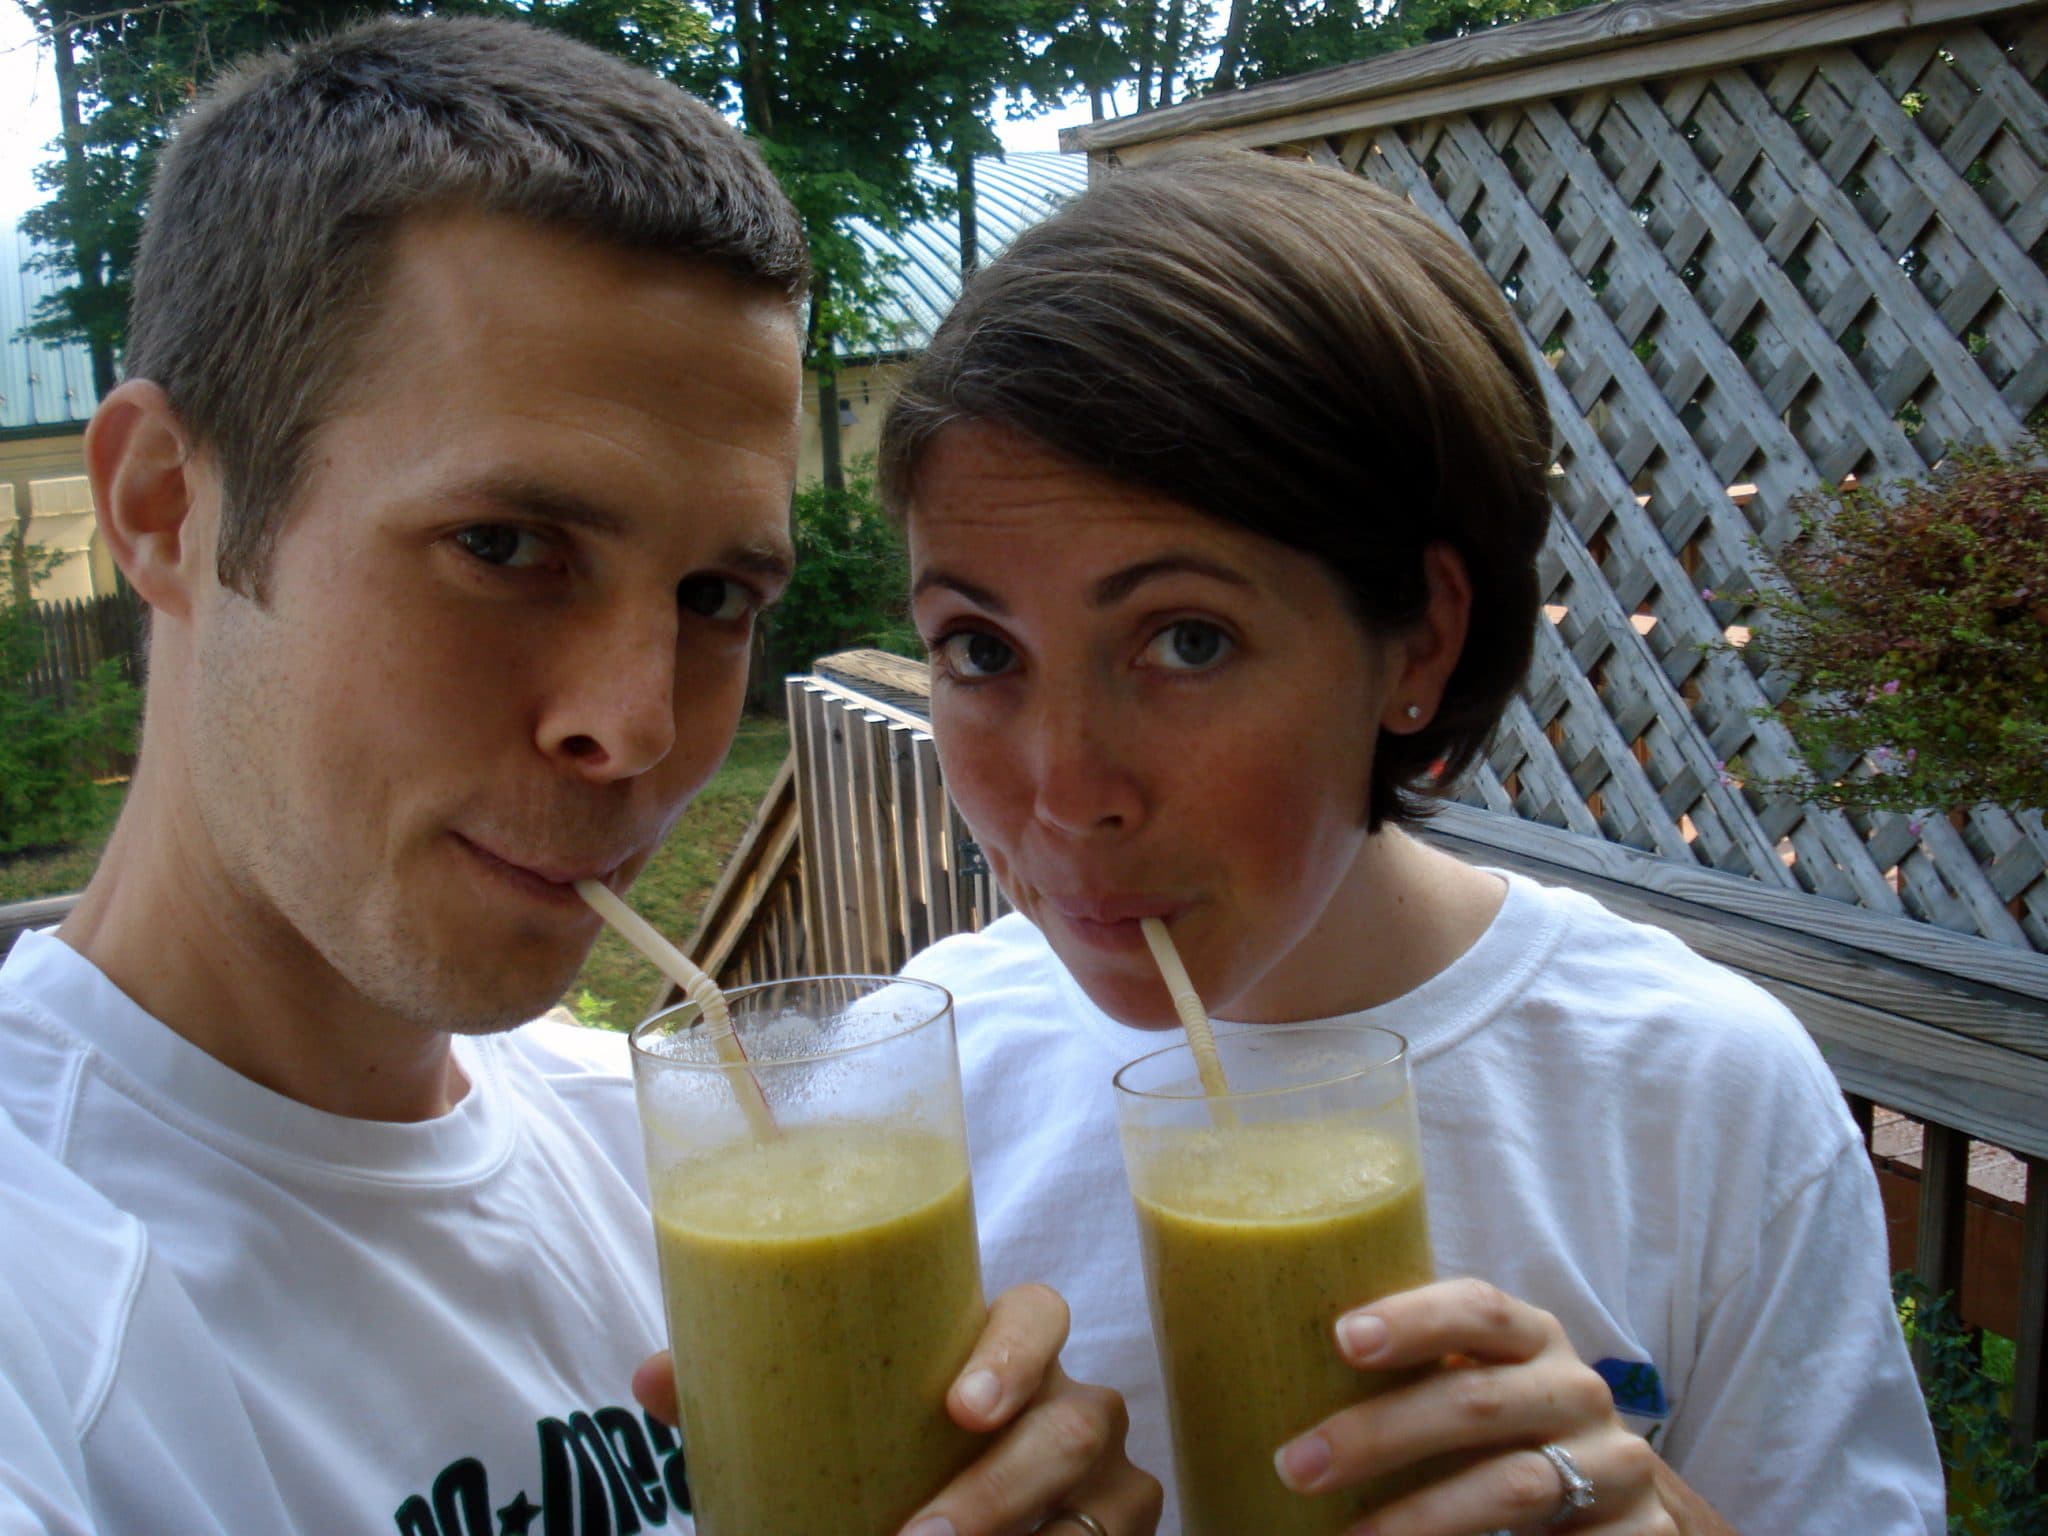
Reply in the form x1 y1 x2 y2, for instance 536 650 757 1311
956 1368 1001 1417
1337 1310 1388 1363
1275 1432 1332 1491
901 1518 957 1536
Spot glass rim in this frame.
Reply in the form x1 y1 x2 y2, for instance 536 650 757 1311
1110 1022 1411 1104
627 973 954 1071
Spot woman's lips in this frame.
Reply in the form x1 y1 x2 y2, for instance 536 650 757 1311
1043 896 1187 952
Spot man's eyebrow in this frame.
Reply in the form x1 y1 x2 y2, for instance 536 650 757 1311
457 476 632 536
452 476 793 582
724 541 795 586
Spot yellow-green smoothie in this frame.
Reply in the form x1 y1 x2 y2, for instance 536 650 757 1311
655 1123 986 1536
1130 1118 1435 1536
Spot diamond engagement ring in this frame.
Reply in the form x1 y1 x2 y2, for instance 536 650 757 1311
1537 1441 1598 1523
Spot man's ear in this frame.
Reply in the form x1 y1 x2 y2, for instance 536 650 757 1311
85 380 208 622
1380 542 1473 734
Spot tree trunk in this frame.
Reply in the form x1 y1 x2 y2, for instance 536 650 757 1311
810 276 843 492
1160 0 1187 107
734 0 777 135
1135 0 1159 111
953 139 979 279
1213 0 1253 92
47 6 115 398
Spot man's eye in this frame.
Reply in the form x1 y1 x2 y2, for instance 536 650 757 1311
678 575 753 622
1144 620 1232 672
453 525 547 569
936 631 1016 679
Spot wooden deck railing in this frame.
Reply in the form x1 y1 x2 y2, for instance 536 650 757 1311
684 650 2048 1465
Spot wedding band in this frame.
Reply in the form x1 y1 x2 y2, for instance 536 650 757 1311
1043 1514 1109 1536
1538 1441 1597 1523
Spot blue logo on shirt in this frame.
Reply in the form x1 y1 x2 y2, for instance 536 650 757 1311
1593 1358 1669 1419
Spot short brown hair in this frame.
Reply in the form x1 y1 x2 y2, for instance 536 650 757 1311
880 151 1552 831
127 16 809 597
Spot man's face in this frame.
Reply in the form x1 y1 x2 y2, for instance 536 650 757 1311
184 209 802 1032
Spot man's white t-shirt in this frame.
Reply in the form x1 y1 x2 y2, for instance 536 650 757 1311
0 1109 294 1536
0 928 693 1536
904 871 1945 1535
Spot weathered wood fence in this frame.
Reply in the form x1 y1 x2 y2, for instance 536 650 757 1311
686 650 2048 1475
20 587 146 704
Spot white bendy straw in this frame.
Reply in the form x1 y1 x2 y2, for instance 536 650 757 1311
575 880 777 1140
1140 917 1235 1123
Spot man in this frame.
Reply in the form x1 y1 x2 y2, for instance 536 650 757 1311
0 19 1151 1534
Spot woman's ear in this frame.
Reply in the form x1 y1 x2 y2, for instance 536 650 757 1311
1381 543 1473 734
85 380 207 623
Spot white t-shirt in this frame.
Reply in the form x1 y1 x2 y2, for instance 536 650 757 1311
904 871 1945 1535
0 1110 292 1535
0 929 692 1536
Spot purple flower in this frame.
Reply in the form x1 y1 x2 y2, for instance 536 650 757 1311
1700 587 1716 601
1908 818 1925 838
1881 679 1900 695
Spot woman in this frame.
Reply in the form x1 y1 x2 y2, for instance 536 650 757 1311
885 153 1944 1535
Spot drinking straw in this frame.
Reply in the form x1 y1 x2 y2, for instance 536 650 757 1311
1140 917 1235 1121
575 880 777 1140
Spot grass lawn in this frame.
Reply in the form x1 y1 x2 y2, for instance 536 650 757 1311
563 712 790 1028
0 783 127 905
0 717 793 1032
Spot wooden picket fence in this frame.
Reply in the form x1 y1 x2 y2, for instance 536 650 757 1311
20 587 146 705
1 587 142 783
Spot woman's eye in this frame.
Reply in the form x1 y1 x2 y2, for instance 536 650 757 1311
453 524 548 569
1145 620 1232 672
678 574 753 623
936 631 1017 679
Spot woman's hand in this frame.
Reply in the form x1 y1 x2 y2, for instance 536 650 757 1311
631 1282 1162 1536
1270 1277 1732 1535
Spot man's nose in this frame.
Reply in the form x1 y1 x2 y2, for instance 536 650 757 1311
537 600 679 781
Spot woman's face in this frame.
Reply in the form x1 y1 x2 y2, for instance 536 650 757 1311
907 421 1417 1027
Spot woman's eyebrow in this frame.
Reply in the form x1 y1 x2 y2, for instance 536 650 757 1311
912 553 1253 614
911 569 1007 612
1089 554 1252 606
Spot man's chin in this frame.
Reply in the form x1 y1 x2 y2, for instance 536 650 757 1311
381 951 590 1038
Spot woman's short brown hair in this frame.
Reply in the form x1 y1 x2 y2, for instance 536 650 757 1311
879 151 1553 831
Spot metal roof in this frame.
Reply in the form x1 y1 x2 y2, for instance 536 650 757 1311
0 149 1090 426
841 151 1089 357
1 223 97 434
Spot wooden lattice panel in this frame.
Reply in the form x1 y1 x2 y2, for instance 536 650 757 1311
1288 9 2048 950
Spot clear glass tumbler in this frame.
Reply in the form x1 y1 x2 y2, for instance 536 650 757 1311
632 976 983 1536
1115 1024 1434 1536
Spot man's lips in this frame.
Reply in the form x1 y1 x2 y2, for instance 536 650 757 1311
456 835 635 905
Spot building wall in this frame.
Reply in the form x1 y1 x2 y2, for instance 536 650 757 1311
797 358 910 491
0 429 114 602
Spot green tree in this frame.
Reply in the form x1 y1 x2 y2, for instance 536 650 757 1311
759 462 918 690
14 0 717 376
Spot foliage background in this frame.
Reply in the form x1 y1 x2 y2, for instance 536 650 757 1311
1744 437 2048 817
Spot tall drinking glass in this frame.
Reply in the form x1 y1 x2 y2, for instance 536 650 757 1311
1114 1025 1434 1536
631 976 983 1536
